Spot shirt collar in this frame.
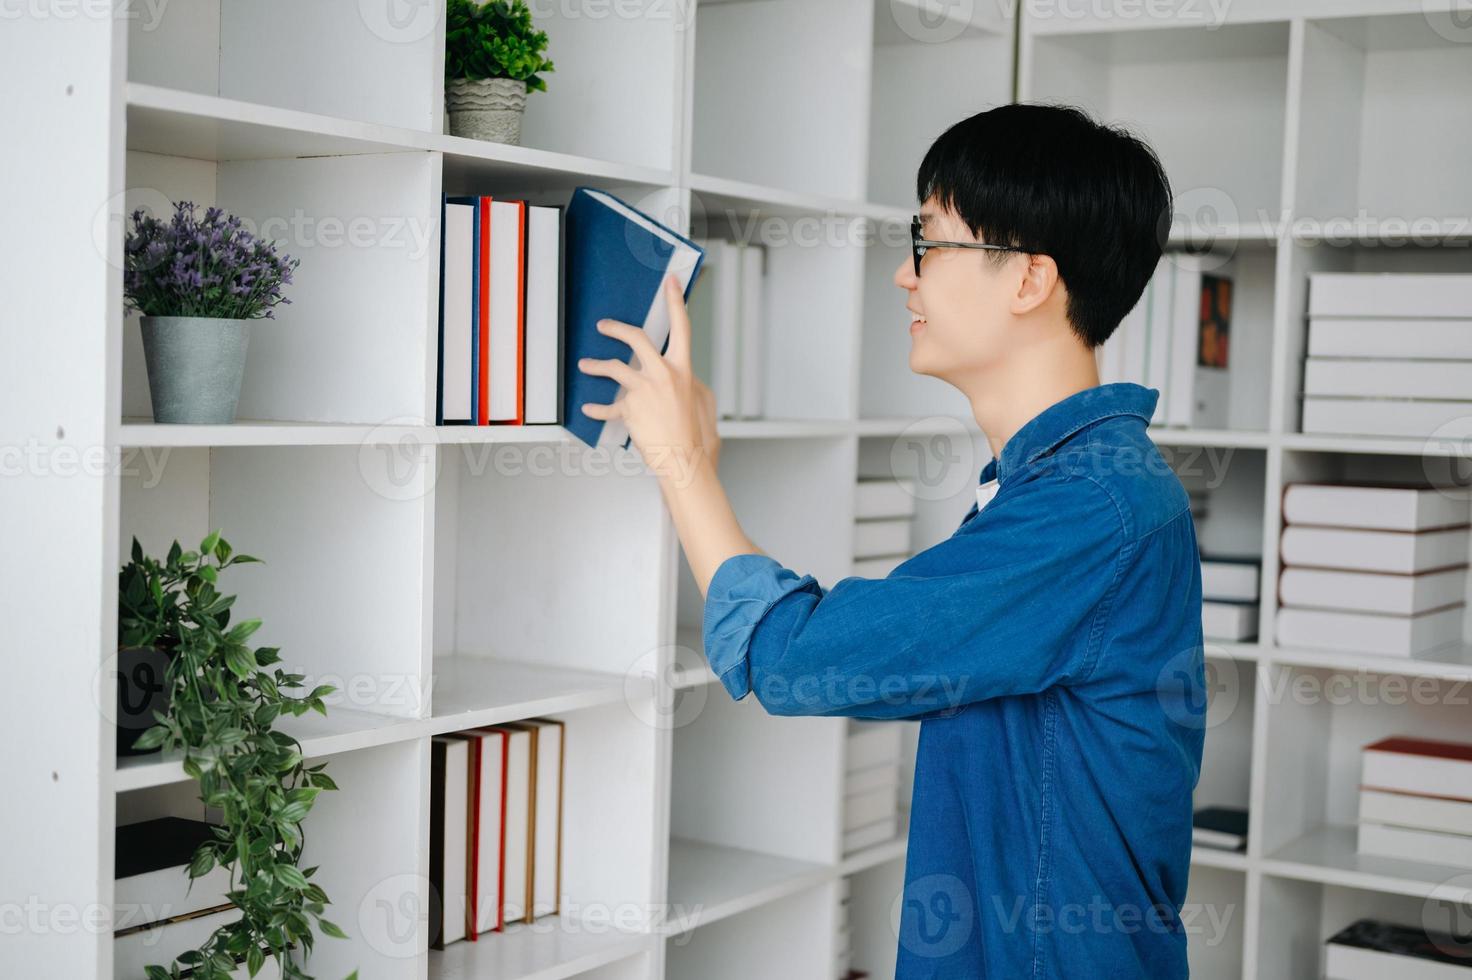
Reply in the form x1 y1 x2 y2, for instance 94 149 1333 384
987 382 1158 485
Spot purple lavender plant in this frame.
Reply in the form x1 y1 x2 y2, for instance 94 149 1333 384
124 201 299 320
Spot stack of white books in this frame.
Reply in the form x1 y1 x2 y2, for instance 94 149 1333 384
687 238 767 419
1276 484 1469 657
1098 255 1233 428
1200 555 1260 641
1357 736 1472 869
853 477 916 577
844 720 902 855
1325 918 1472 980
1303 273 1472 439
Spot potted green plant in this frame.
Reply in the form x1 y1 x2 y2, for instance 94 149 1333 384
124 201 298 424
444 0 555 144
120 533 352 980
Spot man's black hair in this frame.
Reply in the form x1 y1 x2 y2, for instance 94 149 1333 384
915 103 1172 348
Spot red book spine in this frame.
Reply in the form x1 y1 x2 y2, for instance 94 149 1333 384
477 196 493 426
465 736 481 941
514 202 526 425
497 730 508 931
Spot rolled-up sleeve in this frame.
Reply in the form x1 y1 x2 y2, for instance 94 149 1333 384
700 473 1127 719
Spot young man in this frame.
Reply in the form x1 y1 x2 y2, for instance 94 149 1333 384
578 104 1205 978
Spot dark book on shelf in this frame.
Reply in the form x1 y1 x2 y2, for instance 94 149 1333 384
1326 918 1472 976
1191 806 1248 852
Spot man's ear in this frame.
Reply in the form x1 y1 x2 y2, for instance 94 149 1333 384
1010 253 1060 316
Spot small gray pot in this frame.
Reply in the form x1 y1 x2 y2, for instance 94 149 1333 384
446 77 528 145
140 315 250 424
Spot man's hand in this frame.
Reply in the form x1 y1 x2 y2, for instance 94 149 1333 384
577 273 711 485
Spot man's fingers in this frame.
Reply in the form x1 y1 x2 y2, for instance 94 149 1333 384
662 273 692 370
580 400 622 420
596 318 662 366
577 356 641 388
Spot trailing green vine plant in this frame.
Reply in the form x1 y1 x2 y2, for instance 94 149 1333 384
120 532 354 980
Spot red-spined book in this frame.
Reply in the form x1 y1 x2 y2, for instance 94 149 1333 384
460 727 509 934
450 733 482 941
1362 736 1472 800
485 199 526 424
477 196 493 426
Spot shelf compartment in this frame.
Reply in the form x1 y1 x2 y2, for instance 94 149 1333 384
428 656 639 734
661 838 831 936
429 924 652 980
1264 825 1472 903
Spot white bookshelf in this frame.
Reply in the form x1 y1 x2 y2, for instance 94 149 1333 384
6 1 1472 979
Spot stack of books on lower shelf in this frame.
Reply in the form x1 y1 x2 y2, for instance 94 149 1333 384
1326 919 1472 980
1201 555 1260 642
431 718 565 949
1276 484 1469 657
844 721 903 855
114 817 279 980
1191 806 1248 853
687 238 767 419
1358 735 1472 869
1303 272 1472 439
852 477 916 578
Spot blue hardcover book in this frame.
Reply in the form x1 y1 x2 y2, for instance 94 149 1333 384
445 195 482 425
563 187 705 448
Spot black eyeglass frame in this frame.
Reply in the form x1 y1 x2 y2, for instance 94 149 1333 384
910 216 1028 277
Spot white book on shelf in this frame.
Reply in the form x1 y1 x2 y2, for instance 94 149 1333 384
1283 484 1471 532
1302 398 1472 440
113 906 241 980
845 761 901 797
853 554 906 578
1200 557 1260 602
487 199 525 423
1325 935 1472 980
1309 317 1472 359
1166 256 1201 427
843 785 898 831
1145 259 1173 423
843 815 898 854
1363 737 1472 801
496 723 534 925
690 239 742 419
521 718 564 919
430 735 469 947
523 204 563 425
854 517 911 560
454 728 506 936
441 200 475 424
1280 525 1470 575
1275 605 1464 657
847 721 903 773
1360 789 1472 837
1280 567 1468 617
1358 821 1472 869
737 242 765 419
1309 273 1472 319
1202 600 1257 641
855 477 918 520
1306 358 1472 401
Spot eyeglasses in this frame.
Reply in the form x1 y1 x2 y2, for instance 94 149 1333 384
910 216 1027 277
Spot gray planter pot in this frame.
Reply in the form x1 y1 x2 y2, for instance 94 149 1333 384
140 315 250 424
446 77 528 145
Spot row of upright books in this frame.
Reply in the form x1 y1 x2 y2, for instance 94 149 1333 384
1201 555 1260 641
430 718 565 948
113 817 281 979
1275 484 1469 657
687 239 768 419
852 477 916 578
1098 255 1233 429
1303 273 1472 439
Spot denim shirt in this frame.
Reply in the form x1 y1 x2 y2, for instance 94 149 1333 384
703 383 1205 979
